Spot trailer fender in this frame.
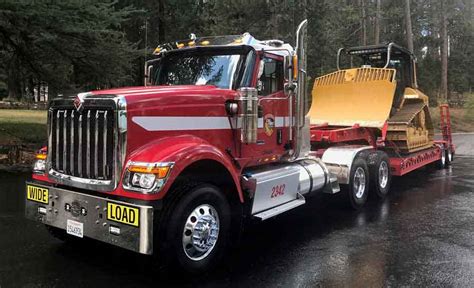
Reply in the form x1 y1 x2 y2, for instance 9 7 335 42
125 135 243 202
321 146 374 184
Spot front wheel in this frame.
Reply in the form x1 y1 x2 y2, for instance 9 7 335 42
342 157 370 210
162 183 231 273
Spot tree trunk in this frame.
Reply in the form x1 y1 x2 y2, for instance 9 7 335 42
360 0 367 45
374 0 381 44
7 59 21 100
440 3 449 102
158 0 165 43
405 0 414 53
266 0 279 38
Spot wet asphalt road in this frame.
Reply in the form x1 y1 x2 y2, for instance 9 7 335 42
1 138 473 287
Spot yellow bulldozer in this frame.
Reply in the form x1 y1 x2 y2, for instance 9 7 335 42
309 43 434 153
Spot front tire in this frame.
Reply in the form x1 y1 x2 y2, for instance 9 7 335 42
342 157 370 210
162 183 231 273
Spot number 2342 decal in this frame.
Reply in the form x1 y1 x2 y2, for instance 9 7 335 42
271 184 285 198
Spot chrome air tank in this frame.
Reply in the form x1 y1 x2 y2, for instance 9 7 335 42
296 158 328 195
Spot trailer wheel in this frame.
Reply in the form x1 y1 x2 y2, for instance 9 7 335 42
343 157 369 210
445 148 453 166
161 183 231 274
370 152 392 199
436 148 447 169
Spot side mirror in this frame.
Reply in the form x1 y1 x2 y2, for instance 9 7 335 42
144 58 161 86
144 65 153 86
284 55 292 82
283 54 296 95
235 87 258 144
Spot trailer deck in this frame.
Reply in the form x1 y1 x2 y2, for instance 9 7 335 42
310 105 455 177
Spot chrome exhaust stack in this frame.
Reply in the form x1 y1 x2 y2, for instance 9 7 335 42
291 19 310 160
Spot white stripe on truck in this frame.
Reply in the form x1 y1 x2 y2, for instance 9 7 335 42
132 116 291 131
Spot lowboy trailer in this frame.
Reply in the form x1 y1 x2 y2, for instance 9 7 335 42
25 20 454 273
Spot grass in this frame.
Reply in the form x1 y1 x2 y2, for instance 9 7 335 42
430 107 474 133
430 93 474 133
0 109 47 147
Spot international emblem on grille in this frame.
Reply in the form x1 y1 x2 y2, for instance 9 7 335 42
73 93 85 112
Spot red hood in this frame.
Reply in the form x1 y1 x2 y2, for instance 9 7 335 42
90 85 237 114
91 85 234 98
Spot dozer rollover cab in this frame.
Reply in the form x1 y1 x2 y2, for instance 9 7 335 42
309 43 434 153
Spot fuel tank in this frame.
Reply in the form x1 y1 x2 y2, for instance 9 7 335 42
242 159 328 215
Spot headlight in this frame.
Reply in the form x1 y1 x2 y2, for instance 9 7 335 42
131 173 156 189
33 151 47 174
122 161 173 193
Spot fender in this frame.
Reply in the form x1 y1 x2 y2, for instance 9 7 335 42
321 145 373 184
123 135 243 202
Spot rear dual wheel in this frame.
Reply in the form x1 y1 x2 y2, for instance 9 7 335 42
342 157 370 210
369 152 391 199
343 152 392 209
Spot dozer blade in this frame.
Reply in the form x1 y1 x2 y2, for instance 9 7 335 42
309 68 397 128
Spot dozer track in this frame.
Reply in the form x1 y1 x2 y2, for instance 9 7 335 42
386 101 434 153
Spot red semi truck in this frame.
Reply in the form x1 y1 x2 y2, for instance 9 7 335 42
25 20 454 272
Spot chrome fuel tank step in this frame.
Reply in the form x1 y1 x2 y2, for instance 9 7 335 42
253 194 306 220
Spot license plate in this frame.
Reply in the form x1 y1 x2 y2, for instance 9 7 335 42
107 202 140 227
66 219 84 238
26 185 49 204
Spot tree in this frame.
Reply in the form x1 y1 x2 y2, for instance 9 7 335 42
374 0 381 44
0 1 141 99
405 0 414 52
360 0 368 45
440 0 449 102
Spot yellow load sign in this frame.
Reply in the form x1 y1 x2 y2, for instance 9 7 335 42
107 202 140 227
309 67 397 128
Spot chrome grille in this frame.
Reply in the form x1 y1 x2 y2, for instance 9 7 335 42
51 108 115 180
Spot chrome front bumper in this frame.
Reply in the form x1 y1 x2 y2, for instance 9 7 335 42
25 182 154 255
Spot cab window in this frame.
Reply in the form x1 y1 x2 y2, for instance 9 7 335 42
258 57 284 96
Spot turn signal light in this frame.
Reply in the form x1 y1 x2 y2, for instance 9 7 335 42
35 153 47 160
292 55 298 80
128 165 170 179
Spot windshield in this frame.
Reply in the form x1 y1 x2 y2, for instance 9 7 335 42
152 51 244 89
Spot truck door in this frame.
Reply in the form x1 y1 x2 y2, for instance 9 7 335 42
240 53 289 164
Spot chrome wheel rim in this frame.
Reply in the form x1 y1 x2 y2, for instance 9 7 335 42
448 150 452 162
353 167 366 199
441 150 446 165
182 204 220 261
379 161 389 189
